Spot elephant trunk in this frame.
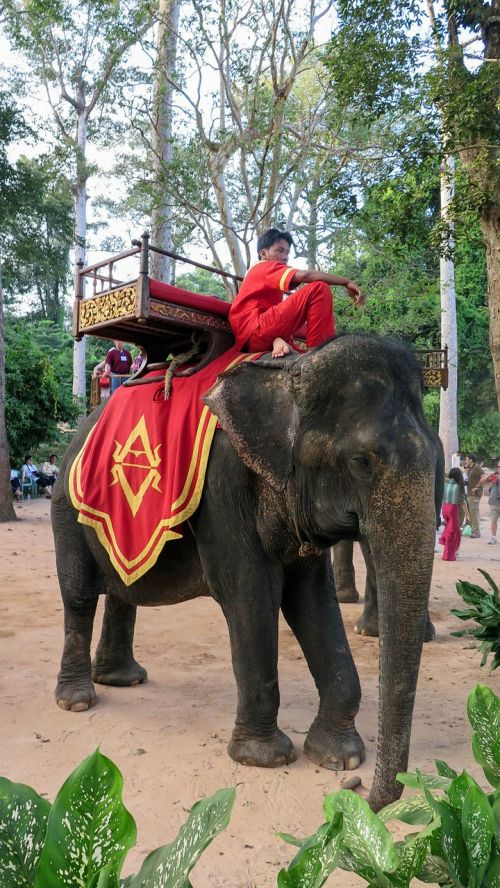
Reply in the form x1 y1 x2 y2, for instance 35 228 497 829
366 466 436 811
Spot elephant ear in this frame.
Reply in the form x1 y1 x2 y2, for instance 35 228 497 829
203 361 298 491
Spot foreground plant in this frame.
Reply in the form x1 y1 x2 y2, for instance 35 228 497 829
278 684 500 887
452 570 500 671
0 749 234 887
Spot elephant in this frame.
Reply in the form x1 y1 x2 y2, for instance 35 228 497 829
52 334 443 811
332 540 437 641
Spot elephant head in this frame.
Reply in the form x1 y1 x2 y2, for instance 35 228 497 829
204 334 443 810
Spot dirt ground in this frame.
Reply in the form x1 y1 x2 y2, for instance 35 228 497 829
0 496 498 886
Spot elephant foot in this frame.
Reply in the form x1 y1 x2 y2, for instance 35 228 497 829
336 587 360 604
424 614 436 642
354 611 378 637
228 729 297 767
55 674 97 713
304 721 365 771
92 657 148 687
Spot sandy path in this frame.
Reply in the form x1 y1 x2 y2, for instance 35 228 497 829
0 497 498 886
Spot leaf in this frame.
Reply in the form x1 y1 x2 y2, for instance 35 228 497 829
378 794 434 826
416 851 452 885
448 771 479 810
461 784 495 886
0 776 51 887
323 790 397 886
34 749 137 888
421 788 469 887
277 814 345 887
483 852 500 887
436 761 458 780
397 772 451 791
467 685 500 786
387 819 440 888
124 787 235 888
276 832 305 848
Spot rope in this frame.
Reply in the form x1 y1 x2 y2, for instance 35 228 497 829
163 336 202 399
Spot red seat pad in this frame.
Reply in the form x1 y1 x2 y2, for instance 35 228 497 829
149 279 231 318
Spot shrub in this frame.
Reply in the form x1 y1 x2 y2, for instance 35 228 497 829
452 570 500 671
278 684 500 887
0 749 234 887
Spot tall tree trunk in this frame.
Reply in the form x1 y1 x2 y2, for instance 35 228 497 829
307 178 319 268
438 154 458 467
209 155 247 278
72 109 88 408
0 256 17 522
151 0 179 282
481 205 500 410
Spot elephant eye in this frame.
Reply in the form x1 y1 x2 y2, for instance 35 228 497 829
349 454 373 477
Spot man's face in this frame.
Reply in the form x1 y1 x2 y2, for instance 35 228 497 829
260 238 290 264
464 456 474 468
114 340 124 350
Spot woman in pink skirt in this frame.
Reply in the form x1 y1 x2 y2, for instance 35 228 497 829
439 468 466 561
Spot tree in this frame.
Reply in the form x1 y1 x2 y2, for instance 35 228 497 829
150 0 180 282
2 155 73 323
2 0 157 402
324 0 500 407
116 0 361 282
0 91 32 521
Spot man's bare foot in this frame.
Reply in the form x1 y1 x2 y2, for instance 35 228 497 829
272 337 290 358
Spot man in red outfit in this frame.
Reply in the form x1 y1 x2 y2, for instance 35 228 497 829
228 228 364 357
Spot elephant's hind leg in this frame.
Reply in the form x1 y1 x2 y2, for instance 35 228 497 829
54 504 101 712
92 593 147 687
282 556 365 772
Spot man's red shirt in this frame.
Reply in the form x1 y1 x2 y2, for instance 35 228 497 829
228 260 296 349
105 346 132 374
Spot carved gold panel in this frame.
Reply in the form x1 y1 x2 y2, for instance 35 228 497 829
79 286 137 330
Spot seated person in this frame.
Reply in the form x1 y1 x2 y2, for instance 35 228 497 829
10 469 21 500
21 454 53 498
92 360 111 401
131 346 147 374
228 228 364 358
41 454 59 481
104 340 133 394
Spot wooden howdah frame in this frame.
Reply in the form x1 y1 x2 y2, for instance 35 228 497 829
74 233 449 395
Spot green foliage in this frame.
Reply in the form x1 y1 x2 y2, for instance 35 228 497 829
5 317 81 464
0 749 235 888
452 571 500 672
2 155 74 322
279 684 500 887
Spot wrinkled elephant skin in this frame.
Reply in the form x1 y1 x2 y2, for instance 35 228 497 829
52 335 443 810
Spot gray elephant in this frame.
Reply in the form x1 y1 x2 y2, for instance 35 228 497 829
52 335 443 811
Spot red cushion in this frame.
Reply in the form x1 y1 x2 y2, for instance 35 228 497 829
150 279 231 318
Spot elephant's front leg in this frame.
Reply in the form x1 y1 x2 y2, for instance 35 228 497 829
221 569 297 768
92 592 147 687
282 555 365 771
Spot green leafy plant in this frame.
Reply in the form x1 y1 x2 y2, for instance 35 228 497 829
278 684 500 887
0 749 235 887
452 570 500 671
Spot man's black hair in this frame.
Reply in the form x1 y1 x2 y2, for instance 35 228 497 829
466 453 477 462
257 228 294 255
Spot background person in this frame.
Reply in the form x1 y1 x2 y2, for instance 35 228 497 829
228 228 364 358
104 340 132 394
10 469 21 500
439 468 466 561
481 458 500 545
21 455 53 498
463 453 483 538
41 454 59 481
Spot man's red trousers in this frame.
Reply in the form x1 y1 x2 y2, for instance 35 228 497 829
246 281 335 351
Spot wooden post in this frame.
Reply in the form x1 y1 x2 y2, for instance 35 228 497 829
72 259 85 340
137 232 150 324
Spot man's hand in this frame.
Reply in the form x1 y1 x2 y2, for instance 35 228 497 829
346 281 365 306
